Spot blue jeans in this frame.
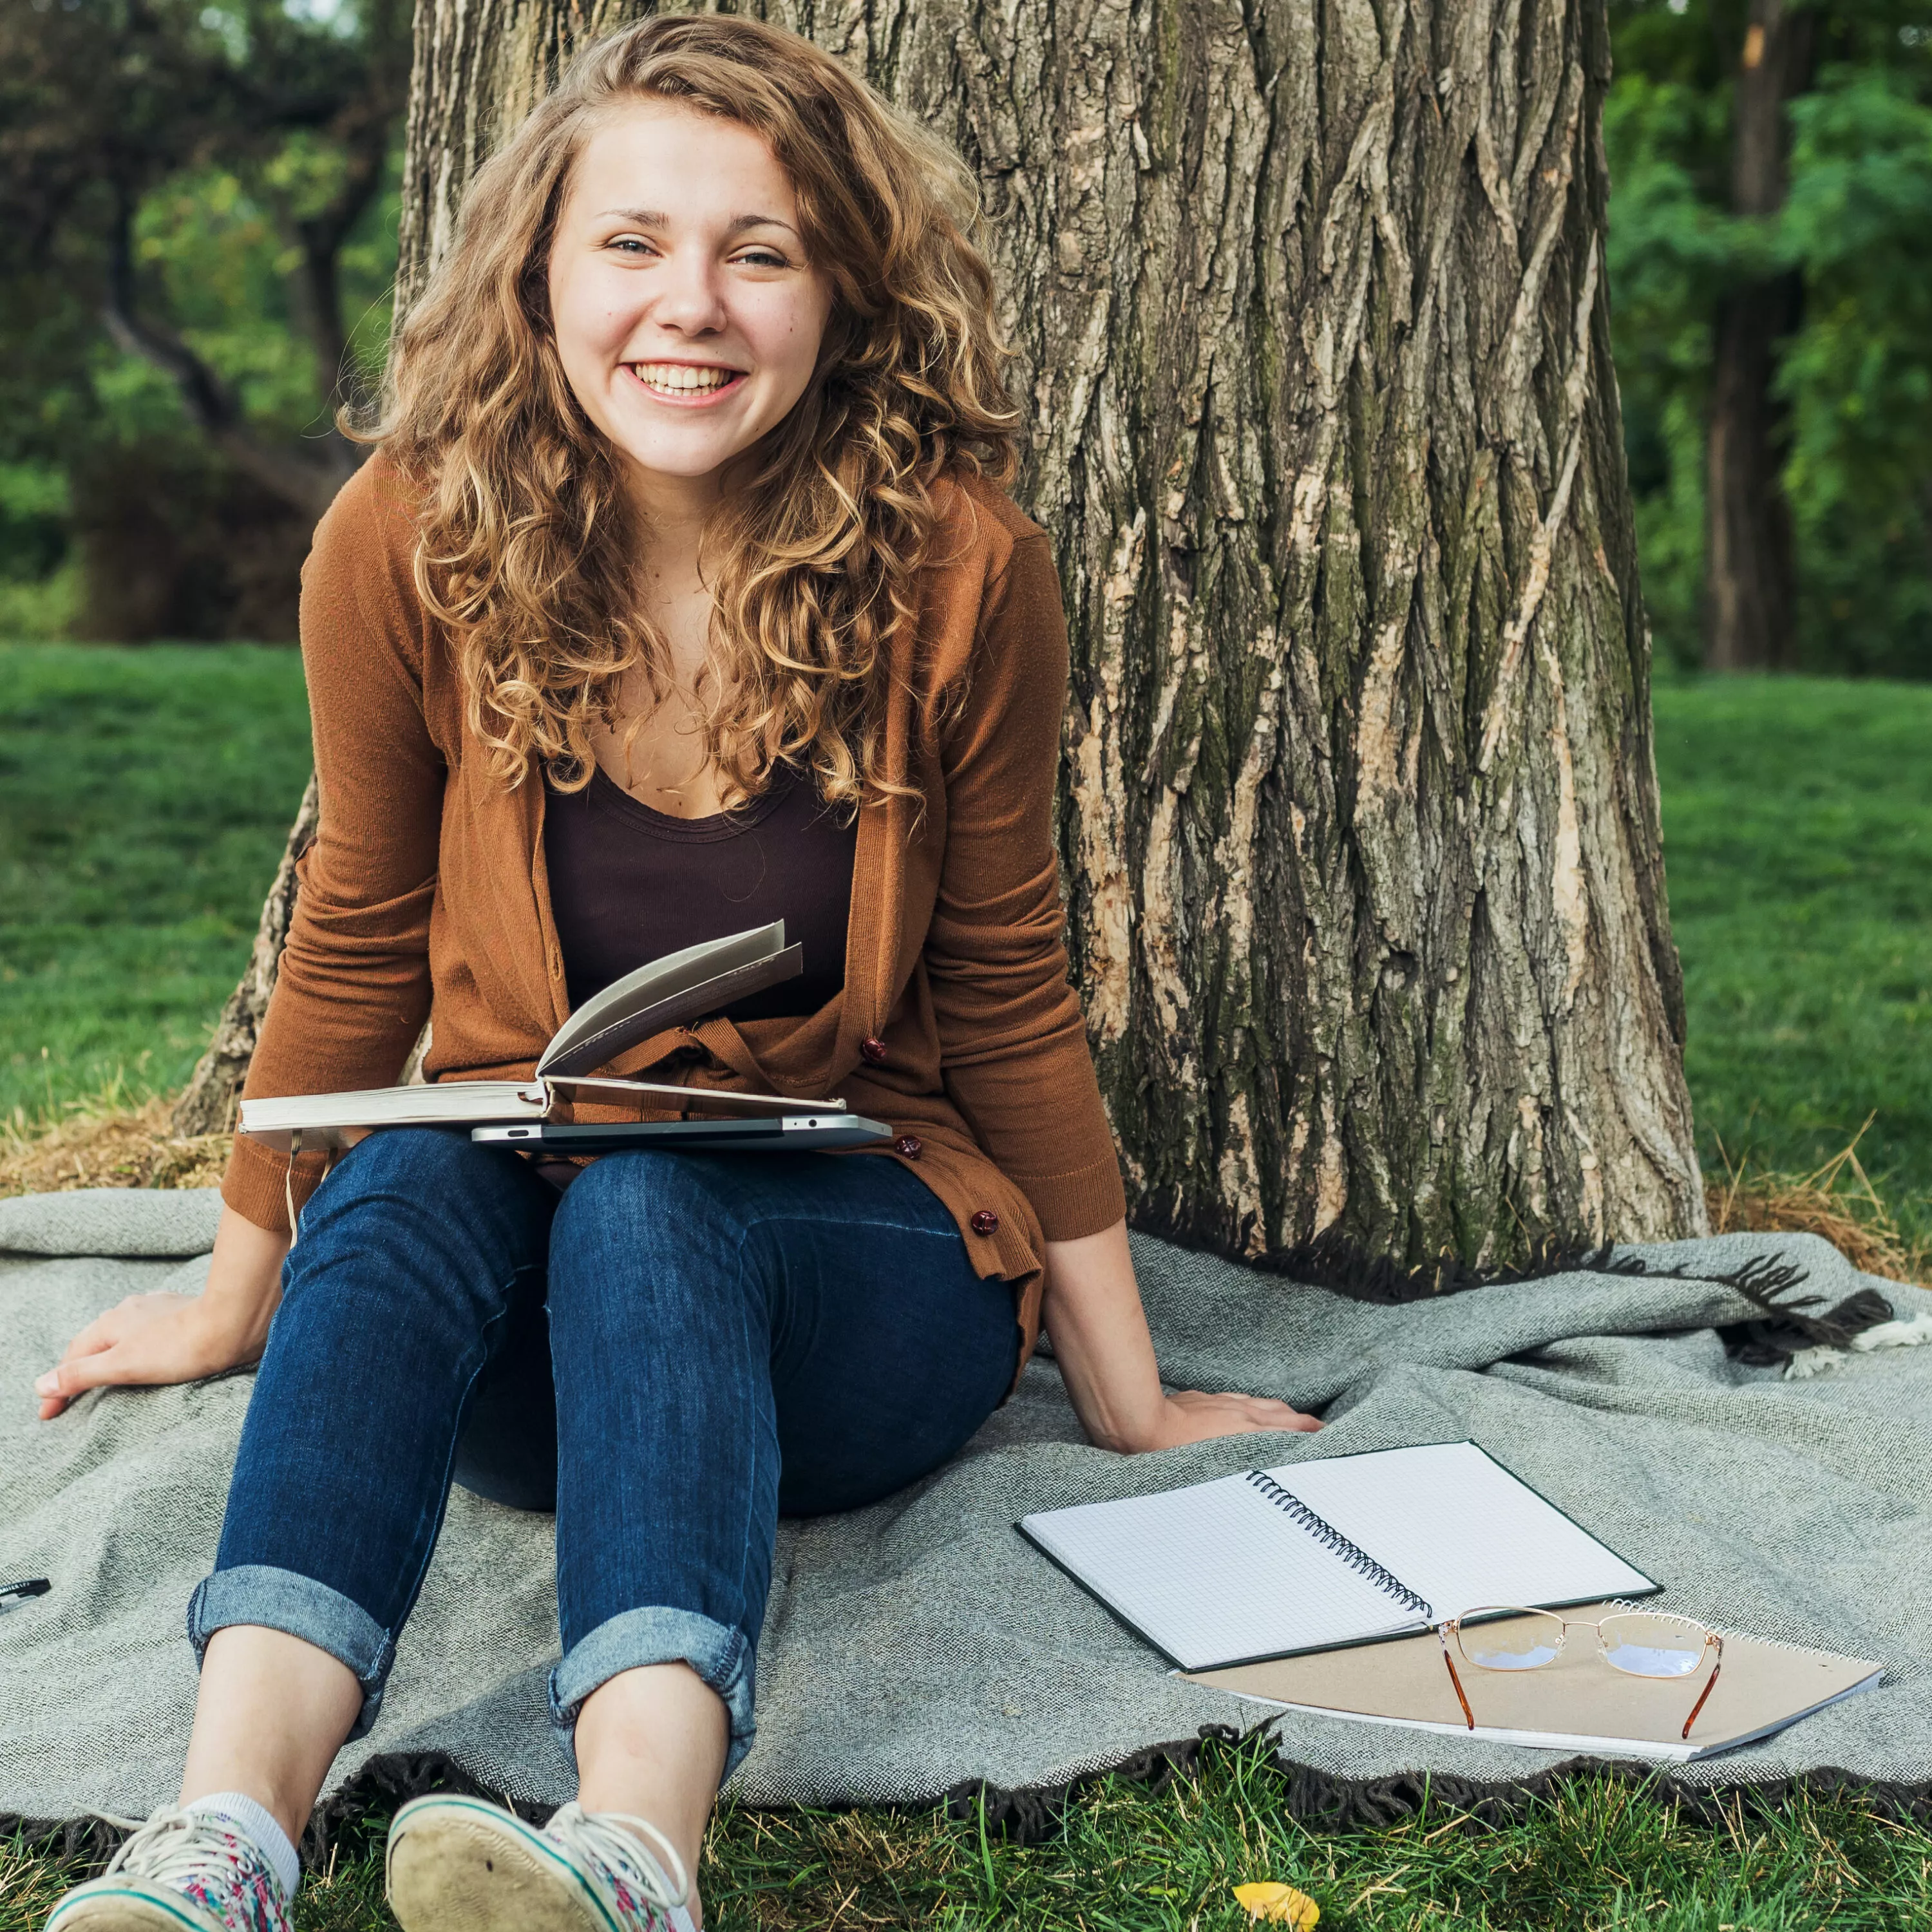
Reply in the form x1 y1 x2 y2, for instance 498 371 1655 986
187 1130 1021 1776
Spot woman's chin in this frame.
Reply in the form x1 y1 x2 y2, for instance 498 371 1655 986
612 433 757 496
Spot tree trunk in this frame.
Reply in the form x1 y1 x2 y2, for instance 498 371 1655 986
194 0 1707 1260
1703 0 1814 672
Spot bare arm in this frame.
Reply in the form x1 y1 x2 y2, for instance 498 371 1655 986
35 1205 290 1420
1041 1219 1320 1452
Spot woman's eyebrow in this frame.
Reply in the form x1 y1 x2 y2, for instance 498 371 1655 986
598 209 800 240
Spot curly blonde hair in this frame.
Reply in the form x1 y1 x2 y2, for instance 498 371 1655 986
368 13 1019 807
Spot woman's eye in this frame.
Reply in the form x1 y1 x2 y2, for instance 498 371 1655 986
735 250 790 269
610 237 656 257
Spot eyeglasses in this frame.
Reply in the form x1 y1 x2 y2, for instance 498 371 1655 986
1434 1607 1724 1741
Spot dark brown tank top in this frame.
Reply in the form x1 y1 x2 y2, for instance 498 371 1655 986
542 762 858 1021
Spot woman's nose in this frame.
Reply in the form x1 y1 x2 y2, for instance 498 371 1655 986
647 247 730 333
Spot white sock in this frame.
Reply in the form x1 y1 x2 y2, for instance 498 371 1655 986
185 1791 301 1900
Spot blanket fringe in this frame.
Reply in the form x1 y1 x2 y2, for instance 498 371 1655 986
1236 1226 1897 1369
945 1723 1932 1844
1248 1230 1650 1304
11 1730 1932 1880
1783 1309 1932 1379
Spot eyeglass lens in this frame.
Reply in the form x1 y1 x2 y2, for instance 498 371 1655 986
1458 1611 1566 1670
1598 1613 1707 1678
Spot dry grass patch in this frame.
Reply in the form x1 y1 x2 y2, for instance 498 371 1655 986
0 1092 231 1200
3 1100 1926 1293
1704 1124 1926 1283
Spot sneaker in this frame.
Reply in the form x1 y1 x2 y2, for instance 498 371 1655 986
45 1806 292 1932
384 1793 695 1932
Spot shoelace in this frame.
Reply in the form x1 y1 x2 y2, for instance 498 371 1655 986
102 1806 281 1910
544 1802 689 1926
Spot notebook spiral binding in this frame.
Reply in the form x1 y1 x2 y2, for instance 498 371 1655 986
1602 1597 1856 1663
1243 1470 1435 1620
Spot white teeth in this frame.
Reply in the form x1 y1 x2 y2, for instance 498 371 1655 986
633 364 737 392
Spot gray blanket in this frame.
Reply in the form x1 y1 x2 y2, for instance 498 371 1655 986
6 1186 1932 1835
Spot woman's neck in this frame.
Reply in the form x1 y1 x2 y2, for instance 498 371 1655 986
623 462 727 592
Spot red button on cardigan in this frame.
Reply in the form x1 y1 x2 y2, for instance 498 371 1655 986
969 1209 1000 1237
894 1135 923 1159
860 1035 889 1065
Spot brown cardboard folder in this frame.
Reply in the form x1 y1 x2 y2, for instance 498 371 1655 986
1183 1604 1882 1761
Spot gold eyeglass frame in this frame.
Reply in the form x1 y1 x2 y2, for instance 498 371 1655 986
1433 1605 1724 1741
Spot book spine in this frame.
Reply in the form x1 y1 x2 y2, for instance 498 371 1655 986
1242 1471 1435 1619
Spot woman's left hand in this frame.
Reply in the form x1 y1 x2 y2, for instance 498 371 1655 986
1043 1220 1326 1453
1126 1389 1321 1452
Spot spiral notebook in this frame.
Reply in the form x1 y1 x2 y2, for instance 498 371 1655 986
1018 1441 1659 1672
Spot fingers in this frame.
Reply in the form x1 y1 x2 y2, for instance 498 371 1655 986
35 1313 124 1419
55 1348 132 1396
1171 1390 1322 1437
35 1347 128 1410
1241 1396 1321 1432
56 1313 122 1363
34 1358 91 1421
35 1296 164 1417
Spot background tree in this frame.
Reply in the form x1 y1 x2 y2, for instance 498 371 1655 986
180 0 1711 1264
1705 0 1814 672
0 0 409 639
1609 0 1932 675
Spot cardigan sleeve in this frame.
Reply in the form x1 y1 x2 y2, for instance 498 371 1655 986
925 531 1127 1242
219 459 445 1235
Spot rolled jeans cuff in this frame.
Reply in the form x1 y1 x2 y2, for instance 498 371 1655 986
549 1606 757 1779
188 1564 394 1741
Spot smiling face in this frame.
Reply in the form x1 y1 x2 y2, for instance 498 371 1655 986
545 99 837 511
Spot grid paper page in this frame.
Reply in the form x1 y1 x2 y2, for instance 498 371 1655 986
1269 1442 1656 1621
1021 1472 1427 1671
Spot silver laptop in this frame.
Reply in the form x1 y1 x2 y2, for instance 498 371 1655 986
471 1113 891 1155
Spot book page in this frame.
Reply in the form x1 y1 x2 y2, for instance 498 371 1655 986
238 1081 544 1150
1021 1473 1426 1671
538 922 786 1075
1268 1443 1656 1622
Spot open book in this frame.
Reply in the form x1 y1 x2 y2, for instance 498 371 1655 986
240 922 842 1152
1019 1441 1659 1672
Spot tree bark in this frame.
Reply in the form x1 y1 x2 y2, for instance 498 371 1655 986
1703 0 1814 672
195 0 1706 1259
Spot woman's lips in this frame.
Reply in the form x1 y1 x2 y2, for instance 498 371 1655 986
624 365 748 408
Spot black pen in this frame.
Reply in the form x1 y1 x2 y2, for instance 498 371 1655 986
0 1578 50 1607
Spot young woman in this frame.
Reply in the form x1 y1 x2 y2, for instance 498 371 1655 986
37 17 1318 1932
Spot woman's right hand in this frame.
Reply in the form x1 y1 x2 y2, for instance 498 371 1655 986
35 1204 290 1421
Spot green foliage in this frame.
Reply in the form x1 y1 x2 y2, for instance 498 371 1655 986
1780 70 1932 670
0 0 406 638
1606 0 1932 674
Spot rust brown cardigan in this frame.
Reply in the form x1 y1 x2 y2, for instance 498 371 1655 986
223 454 1127 1361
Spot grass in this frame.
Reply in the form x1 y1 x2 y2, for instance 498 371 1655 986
0 641 311 1132
1654 675 1932 1239
8 651 1932 1926
7 1734 1932 1929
